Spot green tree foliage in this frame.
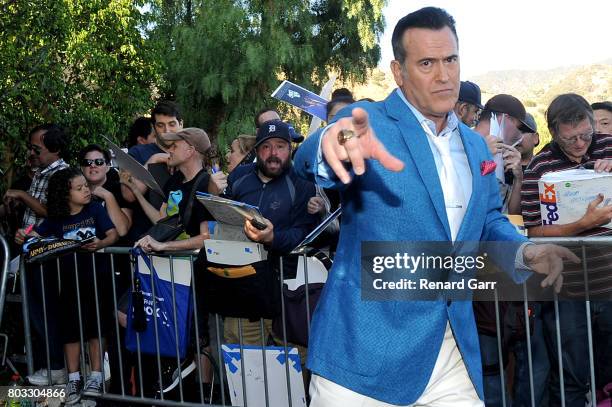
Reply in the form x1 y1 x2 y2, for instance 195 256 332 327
0 0 161 189
148 0 386 154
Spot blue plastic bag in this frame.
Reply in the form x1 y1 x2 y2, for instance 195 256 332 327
126 249 193 359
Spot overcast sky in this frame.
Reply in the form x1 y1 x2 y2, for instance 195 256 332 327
380 0 612 78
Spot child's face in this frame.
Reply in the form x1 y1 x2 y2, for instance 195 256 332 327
69 175 92 206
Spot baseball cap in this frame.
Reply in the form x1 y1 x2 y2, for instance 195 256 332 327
484 94 535 133
255 120 292 147
523 113 537 133
288 124 304 143
160 128 211 154
458 81 483 109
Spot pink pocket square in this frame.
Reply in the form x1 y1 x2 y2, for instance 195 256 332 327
480 160 497 176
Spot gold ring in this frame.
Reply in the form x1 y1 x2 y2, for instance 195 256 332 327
338 128 357 145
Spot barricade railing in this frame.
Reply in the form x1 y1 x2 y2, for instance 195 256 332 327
0 234 10 328
14 238 612 406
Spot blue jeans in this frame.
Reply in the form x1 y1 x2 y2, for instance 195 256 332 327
591 301 612 390
479 333 509 407
26 261 65 370
511 303 550 407
542 301 591 407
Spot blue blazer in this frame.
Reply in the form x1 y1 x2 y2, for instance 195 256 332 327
293 90 530 404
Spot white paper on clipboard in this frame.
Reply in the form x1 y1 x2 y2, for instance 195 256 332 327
489 113 506 183
103 136 166 198
195 192 266 227
307 75 337 136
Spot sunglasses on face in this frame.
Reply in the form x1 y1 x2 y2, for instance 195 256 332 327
80 158 107 167
26 142 43 155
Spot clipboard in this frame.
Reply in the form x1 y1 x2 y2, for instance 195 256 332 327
291 207 341 255
195 192 267 227
103 136 166 198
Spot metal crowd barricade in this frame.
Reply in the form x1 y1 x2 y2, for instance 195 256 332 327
17 245 324 406
488 236 612 407
13 238 610 406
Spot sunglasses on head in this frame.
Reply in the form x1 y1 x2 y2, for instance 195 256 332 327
80 158 107 167
26 142 43 155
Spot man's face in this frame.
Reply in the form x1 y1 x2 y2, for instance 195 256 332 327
456 102 480 127
516 131 539 158
500 115 523 146
153 114 183 136
594 109 612 134
80 150 109 185
69 175 92 207
554 118 594 162
27 130 56 168
140 127 157 144
391 27 460 122
257 111 281 128
166 139 193 167
256 138 291 178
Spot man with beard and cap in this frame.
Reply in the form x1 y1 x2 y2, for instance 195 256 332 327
220 119 318 345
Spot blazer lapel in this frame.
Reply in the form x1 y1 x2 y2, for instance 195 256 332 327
384 92 451 240
456 126 484 240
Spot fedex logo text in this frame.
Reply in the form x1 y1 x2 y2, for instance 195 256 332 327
540 183 559 225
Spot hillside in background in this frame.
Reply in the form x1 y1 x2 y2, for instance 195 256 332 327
345 60 612 150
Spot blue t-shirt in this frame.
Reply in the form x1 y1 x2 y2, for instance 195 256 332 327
35 201 114 241
128 143 164 165
35 202 115 277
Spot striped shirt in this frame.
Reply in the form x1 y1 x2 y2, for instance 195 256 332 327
521 133 612 297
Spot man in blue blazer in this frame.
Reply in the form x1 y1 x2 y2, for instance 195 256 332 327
294 7 578 407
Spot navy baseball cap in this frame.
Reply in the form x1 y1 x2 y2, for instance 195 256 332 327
255 120 292 147
458 81 483 109
287 124 304 143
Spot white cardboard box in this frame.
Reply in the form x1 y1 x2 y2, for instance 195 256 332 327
538 169 612 228
203 239 267 265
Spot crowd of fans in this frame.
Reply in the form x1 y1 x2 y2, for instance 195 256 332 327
1 87 611 406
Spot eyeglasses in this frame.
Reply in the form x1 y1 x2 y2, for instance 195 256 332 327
26 142 42 155
80 158 107 167
558 132 593 146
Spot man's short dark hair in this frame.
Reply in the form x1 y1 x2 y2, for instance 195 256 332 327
254 107 279 128
78 144 111 164
29 123 68 158
392 7 458 63
151 100 182 123
326 96 355 118
127 117 154 148
331 88 354 100
546 93 594 137
592 101 612 114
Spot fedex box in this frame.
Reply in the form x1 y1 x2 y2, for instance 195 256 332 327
538 169 612 229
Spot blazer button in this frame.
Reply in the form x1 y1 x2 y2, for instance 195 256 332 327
305 161 310 169
447 300 452 306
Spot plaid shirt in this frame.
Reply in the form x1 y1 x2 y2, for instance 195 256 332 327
22 159 69 228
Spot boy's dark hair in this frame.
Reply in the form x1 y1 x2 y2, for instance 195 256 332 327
326 96 356 119
29 124 69 158
391 7 458 63
151 101 182 123
126 117 154 147
78 144 111 164
46 167 85 219
331 88 354 100
546 93 594 137
592 101 612 114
